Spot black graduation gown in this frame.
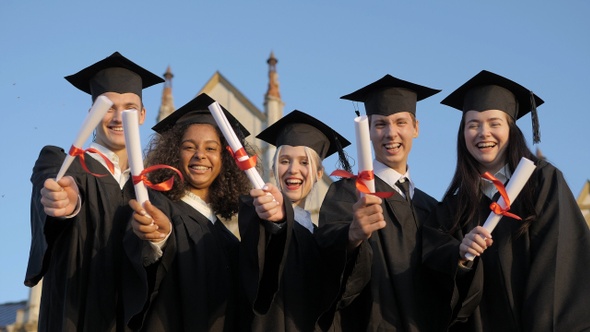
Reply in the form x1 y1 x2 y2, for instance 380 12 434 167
239 196 342 332
26 145 135 332
125 195 241 332
316 177 438 331
422 160 590 331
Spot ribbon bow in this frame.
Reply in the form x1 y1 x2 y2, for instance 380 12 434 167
68 145 115 177
481 172 522 220
226 146 257 171
330 169 394 198
132 165 184 191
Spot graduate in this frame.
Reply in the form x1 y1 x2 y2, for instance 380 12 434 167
239 110 352 331
316 75 441 331
422 70 590 331
25 52 163 331
125 93 253 331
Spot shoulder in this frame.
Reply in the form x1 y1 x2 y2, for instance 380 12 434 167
414 188 438 208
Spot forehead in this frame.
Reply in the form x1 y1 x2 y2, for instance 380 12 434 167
464 109 509 122
370 111 414 122
279 145 307 156
183 123 220 141
101 91 141 105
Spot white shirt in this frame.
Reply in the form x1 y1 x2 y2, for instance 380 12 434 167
87 142 130 189
481 164 512 199
294 206 314 234
181 191 217 223
373 160 415 199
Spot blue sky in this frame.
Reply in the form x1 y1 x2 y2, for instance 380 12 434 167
1 1 589 304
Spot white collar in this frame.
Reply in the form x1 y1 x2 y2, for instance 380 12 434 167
373 159 414 198
181 191 217 223
481 164 512 199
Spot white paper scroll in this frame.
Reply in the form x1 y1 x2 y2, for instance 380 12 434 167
354 115 375 196
208 101 265 189
465 157 536 261
55 95 113 181
122 109 149 207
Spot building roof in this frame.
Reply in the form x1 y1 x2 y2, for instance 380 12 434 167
0 300 26 327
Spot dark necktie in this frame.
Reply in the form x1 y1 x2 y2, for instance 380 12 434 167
396 178 411 202
396 177 418 227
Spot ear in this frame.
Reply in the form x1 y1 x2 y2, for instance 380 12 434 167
414 119 420 138
138 107 147 125
316 168 324 182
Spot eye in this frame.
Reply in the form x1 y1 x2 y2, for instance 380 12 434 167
300 159 309 166
279 158 290 165
181 143 196 151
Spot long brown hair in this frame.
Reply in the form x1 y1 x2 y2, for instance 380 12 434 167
444 113 538 234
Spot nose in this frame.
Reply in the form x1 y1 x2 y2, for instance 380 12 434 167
383 124 396 138
287 163 299 174
193 148 206 159
112 109 123 122
478 123 490 137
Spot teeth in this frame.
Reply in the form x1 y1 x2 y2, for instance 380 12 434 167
190 166 209 171
286 179 302 185
477 142 496 148
384 143 401 149
111 127 123 132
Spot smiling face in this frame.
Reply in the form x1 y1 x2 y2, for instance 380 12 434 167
94 91 145 154
275 145 323 207
369 112 418 174
464 109 510 174
179 123 223 200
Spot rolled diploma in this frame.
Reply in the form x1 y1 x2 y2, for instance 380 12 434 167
465 157 536 261
208 102 265 189
55 95 113 181
122 109 149 206
354 115 375 196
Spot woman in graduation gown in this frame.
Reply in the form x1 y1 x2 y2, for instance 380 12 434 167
124 93 253 331
421 70 590 331
239 110 352 331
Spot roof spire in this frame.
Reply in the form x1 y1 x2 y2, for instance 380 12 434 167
157 66 175 123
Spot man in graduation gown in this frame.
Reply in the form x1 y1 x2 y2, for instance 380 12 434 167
316 75 441 331
25 52 163 332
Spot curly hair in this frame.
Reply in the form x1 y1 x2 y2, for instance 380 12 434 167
144 122 255 220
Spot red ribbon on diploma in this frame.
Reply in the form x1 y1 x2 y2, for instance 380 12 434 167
226 146 257 171
481 172 522 220
68 145 115 177
132 165 184 191
330 170 394 198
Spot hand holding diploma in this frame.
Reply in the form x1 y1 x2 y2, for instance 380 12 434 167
55 96 114 181
208 101 265 189
464 157 536 261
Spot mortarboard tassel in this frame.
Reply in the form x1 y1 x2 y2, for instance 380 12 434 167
530 91 541 144
334 135 352 173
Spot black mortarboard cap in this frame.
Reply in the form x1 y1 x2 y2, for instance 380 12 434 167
152 92 250 137
440 70 544 143
257 110 351 161
340 74 441 116
65 51 164 101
